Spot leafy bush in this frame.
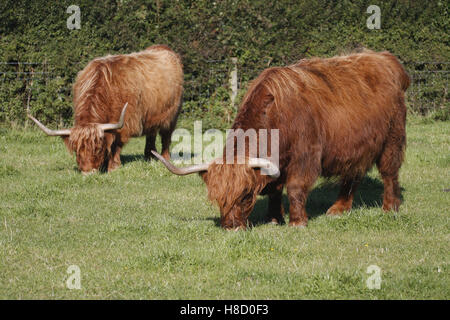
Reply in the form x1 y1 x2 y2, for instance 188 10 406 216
0 0 448 127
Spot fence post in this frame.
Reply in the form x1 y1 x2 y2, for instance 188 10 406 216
229 57 238 118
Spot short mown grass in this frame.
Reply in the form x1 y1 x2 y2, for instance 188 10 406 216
0 116 448 299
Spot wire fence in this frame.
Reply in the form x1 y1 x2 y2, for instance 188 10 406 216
0 59 448 120
406 62 449 115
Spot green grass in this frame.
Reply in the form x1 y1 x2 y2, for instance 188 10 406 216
0 117 449 299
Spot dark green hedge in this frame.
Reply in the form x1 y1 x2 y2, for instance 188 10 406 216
0 0 448 127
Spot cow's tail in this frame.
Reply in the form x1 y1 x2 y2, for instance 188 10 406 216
398 64 410 92
381 51 410 92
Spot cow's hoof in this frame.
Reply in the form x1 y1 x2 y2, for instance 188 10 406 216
382 199 401 212
326 209 343 216
266 217 284 225
289 220 307 228
326 203 351 216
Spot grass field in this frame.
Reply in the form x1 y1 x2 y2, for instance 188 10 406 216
0 116 448 299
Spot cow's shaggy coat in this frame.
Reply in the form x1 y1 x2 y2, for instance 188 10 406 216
66 44 183 173
203 50 409 229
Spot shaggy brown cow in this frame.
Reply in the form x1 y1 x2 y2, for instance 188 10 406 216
154 50 410 230
28 45 183 174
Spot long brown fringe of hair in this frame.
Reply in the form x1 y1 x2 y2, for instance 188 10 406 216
205 161 266 217
68 124 105 155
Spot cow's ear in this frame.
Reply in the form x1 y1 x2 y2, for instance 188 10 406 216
61 137 73 154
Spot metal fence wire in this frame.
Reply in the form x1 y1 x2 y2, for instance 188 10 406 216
0 60 448 117
406 62 449 114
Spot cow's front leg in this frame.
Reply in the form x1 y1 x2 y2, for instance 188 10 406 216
326 179 360 215
108 145 122 172
286 164 319 227
287 183 309 227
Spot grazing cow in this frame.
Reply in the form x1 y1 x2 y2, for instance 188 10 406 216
28 45 183 174
153 50 410 230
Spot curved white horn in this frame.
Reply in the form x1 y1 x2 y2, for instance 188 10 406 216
151 151 210 175
248 158 280 179
27 113 71 136
152 150 280 179
98 102 128 131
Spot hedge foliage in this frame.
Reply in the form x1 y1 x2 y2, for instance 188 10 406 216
0 0 448 127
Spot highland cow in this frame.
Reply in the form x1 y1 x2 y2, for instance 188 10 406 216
154 50 409 230
28 45 183 174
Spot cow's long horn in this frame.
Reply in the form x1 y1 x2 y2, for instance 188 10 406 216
151 151 210 175
98 102 128 131
152 150 280 178
248 157 280 179
27 114 72 136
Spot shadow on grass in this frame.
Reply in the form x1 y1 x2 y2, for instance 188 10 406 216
247 176 396 227
204 176 399 228
121 154 146 165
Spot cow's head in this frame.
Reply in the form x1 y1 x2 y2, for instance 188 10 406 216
151 151 279 230
28 103 128 174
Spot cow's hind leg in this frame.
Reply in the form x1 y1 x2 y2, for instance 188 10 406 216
377 142 404 212
266 183 285 225
379 173 401 212
326 179 359 216
144 128 158 160
377 109 406 212
159 129 172 160
159 118 178 161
